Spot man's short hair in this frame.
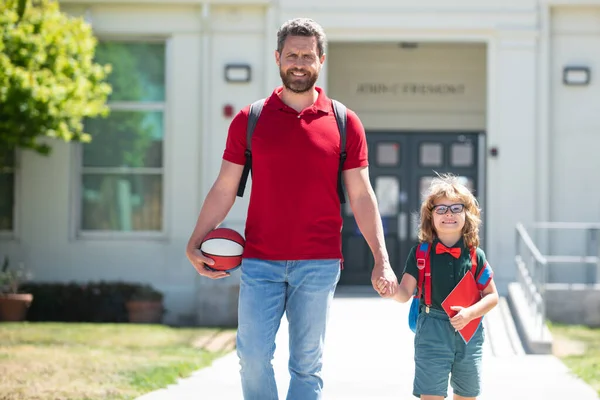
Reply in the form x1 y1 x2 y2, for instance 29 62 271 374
277 18 327 57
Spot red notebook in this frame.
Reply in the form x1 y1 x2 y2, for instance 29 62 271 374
441 271 483 344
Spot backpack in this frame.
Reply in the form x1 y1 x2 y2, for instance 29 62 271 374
408 242 479 333
236 98 349 204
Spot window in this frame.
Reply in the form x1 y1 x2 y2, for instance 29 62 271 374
80 41 166 233
375 176 400 217
376 143 400 166
419 143 443 167
450 142 474 167
0 151 16 232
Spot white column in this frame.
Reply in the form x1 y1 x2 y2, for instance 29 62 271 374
486 32 538 292
264 4 281 96
200 2 213 197
536 3 551 255
169 33 203 243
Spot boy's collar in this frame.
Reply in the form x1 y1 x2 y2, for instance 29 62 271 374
433 236 465 249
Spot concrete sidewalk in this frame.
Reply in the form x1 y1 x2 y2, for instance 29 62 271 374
137 289 599 400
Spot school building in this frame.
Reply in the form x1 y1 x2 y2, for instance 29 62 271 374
0 0 598 326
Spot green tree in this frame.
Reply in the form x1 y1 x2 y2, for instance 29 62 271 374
0 0 111 167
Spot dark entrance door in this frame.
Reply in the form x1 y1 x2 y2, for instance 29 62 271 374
339 132 482 285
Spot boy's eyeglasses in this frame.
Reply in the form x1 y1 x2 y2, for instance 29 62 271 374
432 204 465 215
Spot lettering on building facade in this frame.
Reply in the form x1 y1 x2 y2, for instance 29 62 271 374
356 83 466 95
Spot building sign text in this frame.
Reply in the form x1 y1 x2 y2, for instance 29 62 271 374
356 83 466 95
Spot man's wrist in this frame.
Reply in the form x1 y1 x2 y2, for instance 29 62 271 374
373 257 390 268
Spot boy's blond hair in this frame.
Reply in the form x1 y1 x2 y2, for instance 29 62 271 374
418 173 481 248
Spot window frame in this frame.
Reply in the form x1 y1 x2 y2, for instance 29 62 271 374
72 38 170 240
0 151 20 240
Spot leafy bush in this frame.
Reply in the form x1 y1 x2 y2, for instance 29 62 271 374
19 281 164 322
0 0 111 165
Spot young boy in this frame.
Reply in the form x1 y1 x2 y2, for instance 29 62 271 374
378 174 498 400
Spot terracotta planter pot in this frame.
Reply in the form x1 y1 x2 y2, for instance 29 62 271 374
0 293 33 322
125 300 164 324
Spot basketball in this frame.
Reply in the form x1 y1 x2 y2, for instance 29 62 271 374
200 227 245 271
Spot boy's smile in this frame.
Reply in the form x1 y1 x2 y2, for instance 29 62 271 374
432 196 466 242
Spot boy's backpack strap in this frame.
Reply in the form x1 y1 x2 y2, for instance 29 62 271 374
409 242 432 333
414 242 432 306
424 245 432 306
469 247 478 277
469 246 493 291
331 99 347 204
469 246 487 320
237 98 265 198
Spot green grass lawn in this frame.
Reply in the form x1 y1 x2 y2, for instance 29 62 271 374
549 322 600 396
0 322 235 400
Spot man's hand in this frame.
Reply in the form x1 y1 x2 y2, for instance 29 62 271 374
371 261 398 297
186 248 230 279
449 306 474 330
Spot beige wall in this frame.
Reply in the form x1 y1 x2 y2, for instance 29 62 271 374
547 7 600 263
5 0 600 323
327 42 487 130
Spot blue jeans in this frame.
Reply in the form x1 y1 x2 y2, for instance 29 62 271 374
236 258 341 400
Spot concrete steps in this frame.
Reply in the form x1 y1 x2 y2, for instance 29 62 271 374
483 296 525 357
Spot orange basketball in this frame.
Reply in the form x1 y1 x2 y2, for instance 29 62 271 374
200 228 245 271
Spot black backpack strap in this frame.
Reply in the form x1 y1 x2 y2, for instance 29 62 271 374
332 99 347 204
237 98 265 198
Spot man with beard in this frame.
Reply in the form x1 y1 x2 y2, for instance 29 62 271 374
185 18 398 400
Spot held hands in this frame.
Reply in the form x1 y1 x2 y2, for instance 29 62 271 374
186 248 230 280
371 262 398 298
449 306 474 330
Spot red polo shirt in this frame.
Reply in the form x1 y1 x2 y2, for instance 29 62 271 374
223 87 368 260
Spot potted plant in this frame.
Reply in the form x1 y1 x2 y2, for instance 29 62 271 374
125 284 164 324
0 256 33 322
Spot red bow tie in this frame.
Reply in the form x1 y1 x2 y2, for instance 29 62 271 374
435 242 461 258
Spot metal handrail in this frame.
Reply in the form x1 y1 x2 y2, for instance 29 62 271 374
545 255 599 264
530 222 600 229
515 223 548 339
528 222 600 284
516 223 547 264
515 221 600 341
